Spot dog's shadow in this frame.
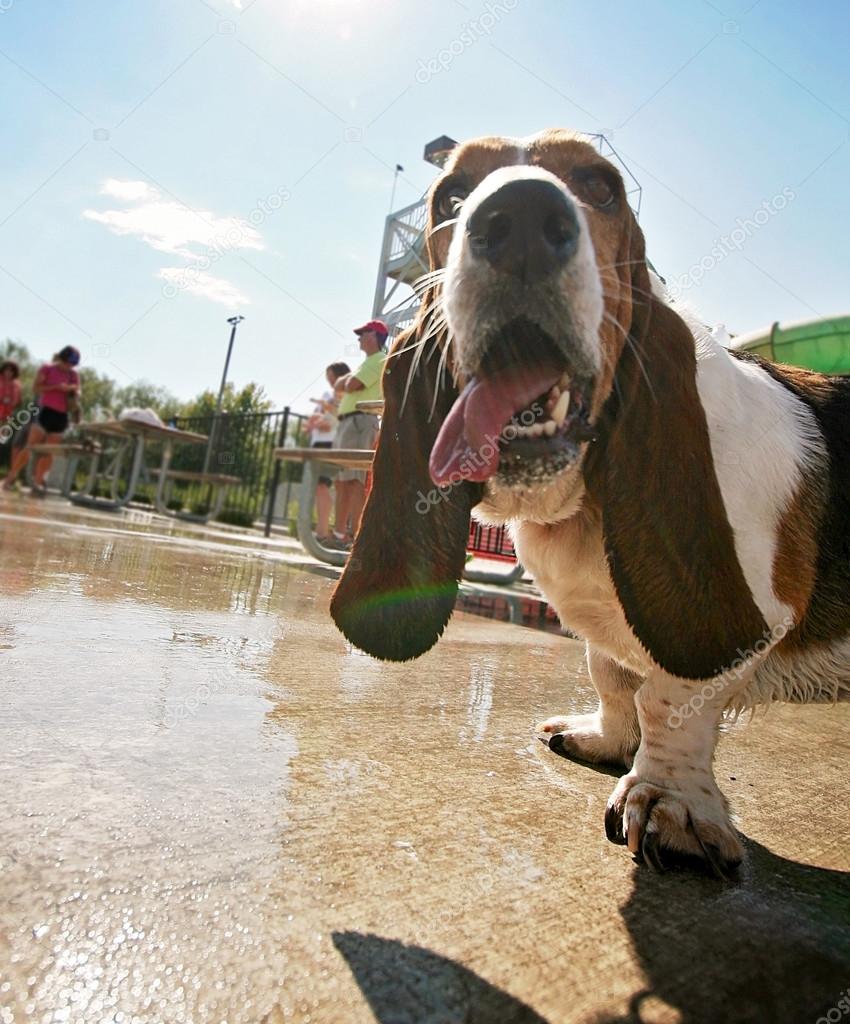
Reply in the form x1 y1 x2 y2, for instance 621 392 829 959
600 837 850 1024
332 930 551 1024
333 839 850 1024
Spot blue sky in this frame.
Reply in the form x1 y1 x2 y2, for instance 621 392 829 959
1 0 848 409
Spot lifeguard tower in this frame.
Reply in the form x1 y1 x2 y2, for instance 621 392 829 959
370 135 457 337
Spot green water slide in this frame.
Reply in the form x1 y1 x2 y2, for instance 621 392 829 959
731 314 850 374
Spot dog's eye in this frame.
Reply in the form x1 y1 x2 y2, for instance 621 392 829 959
573 172 616 210
434 179 469 222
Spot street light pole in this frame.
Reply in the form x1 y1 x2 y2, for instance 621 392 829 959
202 314 244 475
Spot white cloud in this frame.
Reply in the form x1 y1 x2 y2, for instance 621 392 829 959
84 179 261 306
100 179 160 202
158 268 250 308
84 183 264 259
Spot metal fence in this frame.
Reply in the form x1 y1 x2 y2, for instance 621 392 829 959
159 407 310 527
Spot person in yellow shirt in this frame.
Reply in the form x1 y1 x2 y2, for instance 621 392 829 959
331 319 388 547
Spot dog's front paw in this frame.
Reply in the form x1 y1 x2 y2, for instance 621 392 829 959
604 773 744 878
537 712 636 767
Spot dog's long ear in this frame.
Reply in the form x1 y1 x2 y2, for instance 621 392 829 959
330 312 480 662
586 241 768 680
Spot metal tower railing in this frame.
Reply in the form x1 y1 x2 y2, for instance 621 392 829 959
371 197 429 336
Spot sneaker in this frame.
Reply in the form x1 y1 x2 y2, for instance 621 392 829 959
328 534 352 552
29 484 47 498
1 479 20 493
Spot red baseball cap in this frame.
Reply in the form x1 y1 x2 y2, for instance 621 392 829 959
353 319 388 337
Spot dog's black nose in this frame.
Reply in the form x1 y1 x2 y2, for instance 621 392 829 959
467 178 579 279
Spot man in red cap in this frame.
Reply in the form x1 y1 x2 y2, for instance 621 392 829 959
331 319 388 547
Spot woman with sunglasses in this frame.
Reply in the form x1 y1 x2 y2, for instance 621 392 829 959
2 345 82 496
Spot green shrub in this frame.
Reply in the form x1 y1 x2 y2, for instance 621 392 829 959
216 507 255 528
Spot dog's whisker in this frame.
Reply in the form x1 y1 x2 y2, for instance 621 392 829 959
598 281 657 303
427 219 458 237
401 295 449 415
601 310 656 402
597 259 644 271
413 268 448 289
428 334 454 423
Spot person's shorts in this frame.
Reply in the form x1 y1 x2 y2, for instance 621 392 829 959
37 407 69 434
334 413 379 483
311 441 336 486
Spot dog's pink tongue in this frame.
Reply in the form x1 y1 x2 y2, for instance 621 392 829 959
429 367 560 486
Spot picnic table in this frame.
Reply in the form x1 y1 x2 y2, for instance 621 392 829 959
273 447 374 566
69 419 237 522
272 424 524 583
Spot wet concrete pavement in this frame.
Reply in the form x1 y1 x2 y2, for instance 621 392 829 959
1 497 848 1023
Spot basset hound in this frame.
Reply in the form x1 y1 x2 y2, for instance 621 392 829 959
331 129 850 876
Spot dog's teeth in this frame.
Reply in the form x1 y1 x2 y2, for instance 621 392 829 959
505 418 560 441
558 373 571 389
552 390 571 427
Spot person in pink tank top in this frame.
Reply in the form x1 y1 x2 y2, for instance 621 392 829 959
2 345 82 497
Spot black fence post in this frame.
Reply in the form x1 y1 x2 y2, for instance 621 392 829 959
263 406 290 538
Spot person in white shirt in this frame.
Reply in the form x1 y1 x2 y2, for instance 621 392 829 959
307 362 349 545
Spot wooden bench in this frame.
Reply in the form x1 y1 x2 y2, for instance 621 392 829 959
148 468 240 521
274 448 374 470
149 468 240 485
27 442 103 496
270 444 524 583
28 442 102 455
